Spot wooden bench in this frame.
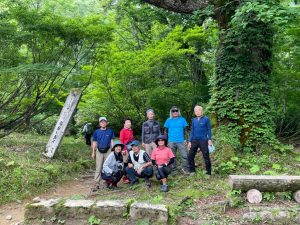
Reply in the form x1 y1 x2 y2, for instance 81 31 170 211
229 175 300 203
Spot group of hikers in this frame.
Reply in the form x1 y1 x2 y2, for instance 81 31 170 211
87 105 213 192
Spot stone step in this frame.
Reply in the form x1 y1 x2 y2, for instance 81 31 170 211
24 198 168 225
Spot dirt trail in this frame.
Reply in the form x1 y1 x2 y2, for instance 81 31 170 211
0 173 95 225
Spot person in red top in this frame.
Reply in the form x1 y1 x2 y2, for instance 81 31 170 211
119 118 134 183
151 135 175 192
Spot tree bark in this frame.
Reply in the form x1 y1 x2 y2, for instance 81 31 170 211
229 175 300 192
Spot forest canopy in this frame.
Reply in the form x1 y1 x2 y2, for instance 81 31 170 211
0 0 299 151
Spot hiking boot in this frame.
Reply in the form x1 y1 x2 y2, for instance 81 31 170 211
122 176 130 184
110 183 119 190
144 178 151 187
181 168 190 175
189 172 195 176
92 184 100 192
161 184 169 192
205 174 211 179
130 179 139 186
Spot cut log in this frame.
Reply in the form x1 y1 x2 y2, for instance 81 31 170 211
229 175 300 192
293 190 300 204
246 189 262 204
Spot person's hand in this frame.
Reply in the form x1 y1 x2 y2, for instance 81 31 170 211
142 142 145 148
208 140 213 146
128 163 133 168
188 142 191 150
92 151 95 160
137 167 143 175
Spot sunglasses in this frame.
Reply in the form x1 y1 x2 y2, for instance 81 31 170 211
158 139 165 142
172 110 178 112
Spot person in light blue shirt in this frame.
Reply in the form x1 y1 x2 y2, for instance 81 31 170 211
164 106 189 174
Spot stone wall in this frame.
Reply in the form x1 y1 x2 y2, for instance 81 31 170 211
24 199 168 225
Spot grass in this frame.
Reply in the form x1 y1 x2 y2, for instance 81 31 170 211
0 132 93 205
1 132 299 224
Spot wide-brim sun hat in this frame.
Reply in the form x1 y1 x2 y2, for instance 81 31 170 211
112 142 124 151
155 135 168 146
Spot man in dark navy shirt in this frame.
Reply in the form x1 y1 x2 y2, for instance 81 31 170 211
92 117 115 191
188 106 213 176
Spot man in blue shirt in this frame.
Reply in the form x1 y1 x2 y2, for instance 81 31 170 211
164 106 189 174
92 117 115 191
188 105 213 176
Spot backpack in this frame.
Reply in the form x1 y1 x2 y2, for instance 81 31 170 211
85 124 93 135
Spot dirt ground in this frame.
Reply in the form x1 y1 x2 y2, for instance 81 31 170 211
1 171 299 225
0 172 95 225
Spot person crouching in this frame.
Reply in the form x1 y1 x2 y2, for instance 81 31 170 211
101 142 124 189
151 135 175 192
125 140 153 187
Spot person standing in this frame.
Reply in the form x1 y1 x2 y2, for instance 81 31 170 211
83 122 93 146
164 106 189 174
188 105 213 177
125 140 153 187
92 117 115 191
119 118 134 184
141 109 161 157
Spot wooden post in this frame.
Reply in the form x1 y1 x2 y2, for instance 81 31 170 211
44 89 81 158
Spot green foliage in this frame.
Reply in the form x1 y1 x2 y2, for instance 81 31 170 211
227 189 244 208
0 133 93 204
88 215 101 225
76 3 216 134
209 0 298 151
0 0 113 136
263 192 276 201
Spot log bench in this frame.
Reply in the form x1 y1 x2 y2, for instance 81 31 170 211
229 175 300 204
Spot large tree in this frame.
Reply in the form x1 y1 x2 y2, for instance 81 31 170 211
143 0 297 151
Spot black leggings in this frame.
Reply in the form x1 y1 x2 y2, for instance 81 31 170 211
156 166 171 180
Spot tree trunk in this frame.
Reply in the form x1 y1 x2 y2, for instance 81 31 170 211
229 175 300 192
210 8 276 150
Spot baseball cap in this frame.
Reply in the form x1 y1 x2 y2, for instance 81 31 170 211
130 140 140 146
99 117 108 122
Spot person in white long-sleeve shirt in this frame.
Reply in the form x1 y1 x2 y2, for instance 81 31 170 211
101 142 124 190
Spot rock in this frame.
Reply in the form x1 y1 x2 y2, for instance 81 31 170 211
92 200 127 219
33 197 41 203
6 215 12 220
25 198 61 220
243 210 291 223
130 202 168 224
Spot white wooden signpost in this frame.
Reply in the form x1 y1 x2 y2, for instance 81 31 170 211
44 89 81 158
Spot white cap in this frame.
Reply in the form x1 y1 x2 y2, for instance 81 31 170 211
99 117 108 122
